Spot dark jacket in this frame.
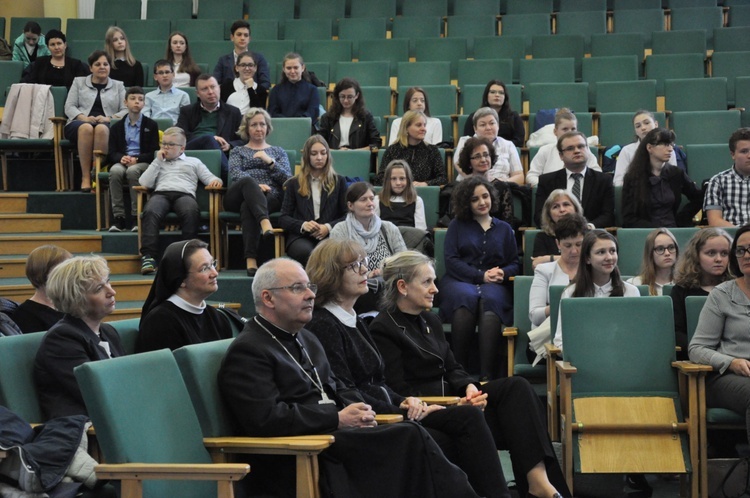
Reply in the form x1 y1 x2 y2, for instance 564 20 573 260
22 55 89 89
175 101 242 143
318 111 380 149
213 51 271 90
279 174 348 247
369 309 478 397
535 167 615 228
621 165 703 228
33 315 125 420
107 114 160 165
219 79 268 109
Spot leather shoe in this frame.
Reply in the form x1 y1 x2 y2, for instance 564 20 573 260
246 267 257 277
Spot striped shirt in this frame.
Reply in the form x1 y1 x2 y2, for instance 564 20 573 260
703 166 750 226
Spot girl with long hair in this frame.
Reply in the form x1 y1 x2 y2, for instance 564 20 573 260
463 79 524 147
104 26 143 87
627 228 679 296
319 77 380 150
165 31 201 87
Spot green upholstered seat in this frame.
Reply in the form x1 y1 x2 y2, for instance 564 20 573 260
0 332 45 423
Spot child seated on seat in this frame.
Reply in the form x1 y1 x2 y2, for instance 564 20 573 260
138 127 222 275
108 86 160 232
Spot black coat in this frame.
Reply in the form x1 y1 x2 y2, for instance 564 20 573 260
278 175 348 247
621 165 703 228
534 167 615 228
175 101 242 143
107 115 160 165
318 111 381 149
22 55 89 89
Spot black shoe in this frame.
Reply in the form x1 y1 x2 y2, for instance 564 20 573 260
108 217 126 232
246 267 257 277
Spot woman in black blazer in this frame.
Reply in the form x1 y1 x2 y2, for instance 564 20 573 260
279 135 348 265
318 78 380 150
622 128 703 228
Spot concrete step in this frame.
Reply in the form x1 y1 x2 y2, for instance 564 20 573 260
0 253 142 278
0 193 29 213
0 273 154 303
104 300 242 321
0 233 102 255
0 214 63 233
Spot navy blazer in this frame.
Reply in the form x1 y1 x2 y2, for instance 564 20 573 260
621 165 703 228
107 115 160 165
279 175 348 247
213 51 270 90
175 101 242 143
534 167 615 228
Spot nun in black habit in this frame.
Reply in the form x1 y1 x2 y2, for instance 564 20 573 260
136 239 232 352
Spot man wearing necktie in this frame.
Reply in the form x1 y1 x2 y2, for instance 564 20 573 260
535 131 615 228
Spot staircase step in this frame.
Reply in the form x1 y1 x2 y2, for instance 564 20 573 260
104 300 242 321
0 274 154 303
0 233 102 255
0 193 29 213
0 253 141 278
0 214 63 233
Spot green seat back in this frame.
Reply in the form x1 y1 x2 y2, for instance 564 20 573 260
472 35 526 82
645 53 705 96
665 78 728 112
457 59 513 87
511 276 546 378
549 284 566 338
434 228 447 280
271 117 312 152
108 318 141 356
349 0 396 19
283 19 333 41
196 0 243 19
527 82 589 115
331 149 371 179
670 110 742 145
597 111 666 147
612 9 665 48
446 16 498 55
298 0 345 19
146 0 193 20
652 29 707 55
392 17 443 46
685 295 708 344
173 339 235 437
685 144 730 185
523 229 539 276
397 61 452 88
10 17 61 38
172 19 226 42
581 55 640 110
66 19 116 42
117 19 171 41
361 85 394 118
184 150 222 215
337 19 389 58
335 61 390 87
357 39 410 76
616 227 698 276
670 7 724 49
595 80 658 113
247 0 294 20
401 0 448 17
714 26 750 51
414 38 468 80
398 84 457 116
416 185 440 229
0 332 45 422
711 51 750 107
505 0 553 14
561 296 677 394
531 34 586 79
0 61 23 107
501 13 552 52
75 350 217 497
459 83 522 117
297 40 352 66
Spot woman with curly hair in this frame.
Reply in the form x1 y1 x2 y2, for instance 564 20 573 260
462 79 524 147
318 77 380 150
165 31 201 87
671 228 733 359
627 228 679 296
440 175 519 380
622 127 703 228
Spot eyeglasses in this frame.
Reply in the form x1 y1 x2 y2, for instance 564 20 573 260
343 258 369 273
339 94 357 101
189 260 217 273
162 142 184 148
470 152 491 161
267 283 318 294
562 144 588 152
155 70 173 75
237 63 256 68
653 244 677 255
736 246 750 258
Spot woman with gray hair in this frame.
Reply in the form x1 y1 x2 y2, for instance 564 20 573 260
370 250 571 498
453 107 523 185
33 256 124 419
225 107 292 276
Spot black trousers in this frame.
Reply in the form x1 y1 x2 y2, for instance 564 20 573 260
223 177 281 259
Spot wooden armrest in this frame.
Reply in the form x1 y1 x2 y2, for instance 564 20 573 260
50 117 67 124
672 361 714 373
376 414 403 424
133 186 149 192
95 463 249 481
204 436 334 452
93 150 107 157
503 326 518 337
421 396 460 406
544 343 560 355
555 360 577 375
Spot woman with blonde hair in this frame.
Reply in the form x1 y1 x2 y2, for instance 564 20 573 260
672 227 733 359
279 135 347 265
627 228 679 295
33 256 123 419
531 189 586 270
376 110 447 187
225 108 291 276
13 245 72 333
104 26 143 87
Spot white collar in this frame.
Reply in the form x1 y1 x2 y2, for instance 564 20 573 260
167 294 206 314
323 302 357 328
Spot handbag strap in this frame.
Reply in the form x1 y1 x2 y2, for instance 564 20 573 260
721 457 750 498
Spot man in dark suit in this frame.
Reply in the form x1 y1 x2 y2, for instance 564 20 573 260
176 74 242 178
213 19 270 89
534 131 615 228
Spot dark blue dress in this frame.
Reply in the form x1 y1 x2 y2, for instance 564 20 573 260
440 217 519 324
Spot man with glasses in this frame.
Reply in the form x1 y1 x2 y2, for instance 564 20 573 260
143 60 190 125
704 127 750 227
219 257 487 498
138 127 222 274
535 131 614 228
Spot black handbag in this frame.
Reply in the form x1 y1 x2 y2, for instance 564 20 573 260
708 458 750 498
